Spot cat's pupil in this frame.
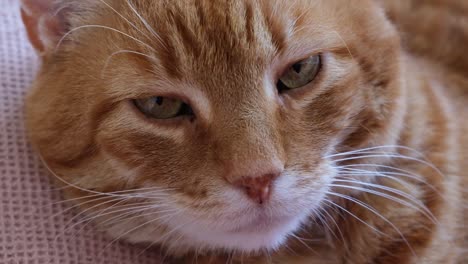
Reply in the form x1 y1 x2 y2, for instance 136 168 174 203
292 63 302 73
155 97 164 106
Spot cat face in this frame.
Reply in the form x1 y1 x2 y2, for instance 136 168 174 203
24 0 403 255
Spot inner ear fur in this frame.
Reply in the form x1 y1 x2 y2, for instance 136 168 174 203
20 0 71 56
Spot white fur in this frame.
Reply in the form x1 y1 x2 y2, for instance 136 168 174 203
113 161 337 254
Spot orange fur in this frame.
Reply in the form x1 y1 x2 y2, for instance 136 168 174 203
21 0 467 263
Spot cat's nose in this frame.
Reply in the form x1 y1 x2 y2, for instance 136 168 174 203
233 173 280 204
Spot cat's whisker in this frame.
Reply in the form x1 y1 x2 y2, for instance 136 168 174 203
139 212 192 257
45 186 170 212
329 153 446 179
43 190 171 231
51 186 173 203
54 196 138 243
67 200 162 234
126 0 167 50
324 144 428 159
97 208 155 229
282 243 299 258
38 152 178 203
65 202 168 245
329 181 438 225
45 195 121 227
55 25 155 52
325 192 417 257
320 204 348 251
314 210 339 242
337 167 446 199
227 251 235 264
100 205 176 228
265 249 274 264
335 162 446 196
337 163 425 182
337 169 411 189
98 209 183 257
322 198 388 237
49 181 173 243
289 233 317 254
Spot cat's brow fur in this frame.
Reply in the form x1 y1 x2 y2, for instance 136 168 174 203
21 0 467 263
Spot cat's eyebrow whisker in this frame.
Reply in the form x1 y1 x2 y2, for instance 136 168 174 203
324 192 417 258
329 30 355 60
101 49 160 77
56 25 155 52
98 0 152 41
290 23 328 36
289 7 311 36
329 181 439 225
126 0 167 50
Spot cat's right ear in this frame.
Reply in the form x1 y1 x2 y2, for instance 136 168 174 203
20 0 69 56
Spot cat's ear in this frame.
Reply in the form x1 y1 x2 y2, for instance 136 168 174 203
20 0 70 55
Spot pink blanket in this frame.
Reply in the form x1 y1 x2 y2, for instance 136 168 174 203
0 1 164 263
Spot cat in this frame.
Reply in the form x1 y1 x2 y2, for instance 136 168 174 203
21 0 467 263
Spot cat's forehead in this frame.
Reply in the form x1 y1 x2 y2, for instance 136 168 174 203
121 0 356 75
92 0 384 102
139 0 295 74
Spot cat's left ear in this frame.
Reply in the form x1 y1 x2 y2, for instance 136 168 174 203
20 0 70 56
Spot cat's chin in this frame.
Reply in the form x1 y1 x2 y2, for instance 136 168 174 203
156 207 312 255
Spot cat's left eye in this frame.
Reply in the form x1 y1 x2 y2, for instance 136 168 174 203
277 55 322 92
133 96 194 120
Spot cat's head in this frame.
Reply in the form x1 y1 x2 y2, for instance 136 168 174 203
23 0 404 255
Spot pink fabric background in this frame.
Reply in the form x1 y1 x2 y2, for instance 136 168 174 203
0 1 164 263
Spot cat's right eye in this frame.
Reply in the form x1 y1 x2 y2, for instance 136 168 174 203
134 97 194 120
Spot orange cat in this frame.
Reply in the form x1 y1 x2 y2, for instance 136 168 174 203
21 0 467 263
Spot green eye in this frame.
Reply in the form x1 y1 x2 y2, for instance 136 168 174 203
278 55 321 92
134 97 193 119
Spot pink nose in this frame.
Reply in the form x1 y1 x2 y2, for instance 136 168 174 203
234 173 278 204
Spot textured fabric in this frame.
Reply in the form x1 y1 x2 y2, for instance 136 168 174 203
0 1 164 263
